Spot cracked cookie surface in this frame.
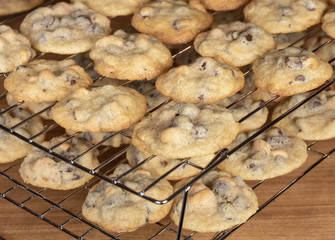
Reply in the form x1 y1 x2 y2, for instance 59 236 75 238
20 2 111 54
4 59 93 103
131 0 213 44
252 47 333 96
132 102 240 158
170 169 258 232
218 127 308 180
90 30 173 80
156 57 244 104
82 164 173 232
50 85 147 133
194 21 276 67
19 136 99 190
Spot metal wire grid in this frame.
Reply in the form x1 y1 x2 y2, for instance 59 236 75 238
0 1 335 239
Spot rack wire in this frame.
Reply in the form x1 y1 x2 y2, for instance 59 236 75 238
1 1 335 239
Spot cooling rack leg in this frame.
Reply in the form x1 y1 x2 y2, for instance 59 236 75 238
176 186 190 240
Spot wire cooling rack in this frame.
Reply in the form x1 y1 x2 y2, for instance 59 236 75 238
1 1 335 239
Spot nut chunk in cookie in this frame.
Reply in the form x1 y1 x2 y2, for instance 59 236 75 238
20 2 111 54
71 0 151 17
252 47 333 96
4 59 93 103
19 136 99 190
243 0 327 34
156 57 244 104
82 164 173 232
272 90 335 141
0 25 35 73
0 108 44 163
132 102 240 159
218 127 308 180
194 21 276 67
170 169 258 232
131 0 213 44
50 85 147 133
90 30 173 80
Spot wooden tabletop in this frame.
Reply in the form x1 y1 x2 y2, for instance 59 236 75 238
1 139 335 240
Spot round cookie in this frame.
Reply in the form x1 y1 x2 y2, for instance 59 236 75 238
272 90 335 140
71 0 150 17
127 146 215 181
20 2 111 54
0 0 44 16
252 47 333 96
19 136 99 190
131 0 213 44
170 169 258 232
4 59 93 103
322 10 335 39
199 0 250 11
218 127 308 180
132 102 240 159
194 21 276 67
217 93 269 132
155 57 245 104
244 0 327 34
0 107 44 163
0 25 35 73
82 164 173 233
50 85 147 133
90 30 173 80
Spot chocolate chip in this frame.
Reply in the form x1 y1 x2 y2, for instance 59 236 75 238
160 160 168 167
311 100 322 108
78 15 92 24
43 88 47 92
172 20 181 30
72 110 77 120
70 79 77 86
231 69 236 78
198 94 204 101
285 57 302 69
175 113 180 116
85 201 95 208
248 162 256 169
64 166 74 172
295 75 305 82
245 33 253 41
201 61 207 70
71 174 81 180
214 70 219 76
43 16 56 28
83 132 93 142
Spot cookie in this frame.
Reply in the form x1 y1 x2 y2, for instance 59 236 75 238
19 136 99 190
199 0 250 11
218 127 308 180
304 30 335 62
0 25 35 73
66 129 132 148
82 164 173 233
252 47 333 96
71 0 150 17
155 57 244 104
127 146 215 181
272 90 335 140
6 93 53 120
243 0 327 34
322 10 335 39
170 169 258 232
4 59 93 103
132 102 240 159
131 0 213 44
217 93 269 132
90 29 173 80
194 21 276 67
20 2 111 54
50 85 147 133
0 0 44 16
0 107 44 163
